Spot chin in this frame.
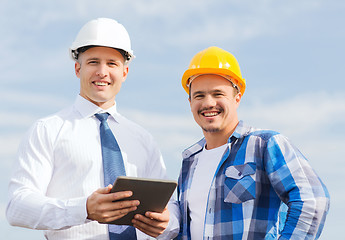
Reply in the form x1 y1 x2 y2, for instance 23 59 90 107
202 127 221 133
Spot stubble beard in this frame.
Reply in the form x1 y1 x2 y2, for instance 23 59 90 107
202 126 221 133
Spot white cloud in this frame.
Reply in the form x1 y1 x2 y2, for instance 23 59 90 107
0 89 71 112
114 0 331 49
241 91 345 135
1 0 327 54
0 202 6 222
0 134 25 162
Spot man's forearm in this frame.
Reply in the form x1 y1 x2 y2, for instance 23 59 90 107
7 191 88 230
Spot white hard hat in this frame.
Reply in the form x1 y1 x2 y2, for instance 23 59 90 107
70 18 135 62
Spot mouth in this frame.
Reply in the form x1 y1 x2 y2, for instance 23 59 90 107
199 108 223 118
202 111 220 117
93 81 110 86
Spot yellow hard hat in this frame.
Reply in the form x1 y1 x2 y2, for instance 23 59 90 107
181 46 246 95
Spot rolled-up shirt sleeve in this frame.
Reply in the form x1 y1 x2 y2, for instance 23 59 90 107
265 134 330 239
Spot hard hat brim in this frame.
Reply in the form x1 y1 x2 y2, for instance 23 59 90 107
181 68 246 95
69 45 135 62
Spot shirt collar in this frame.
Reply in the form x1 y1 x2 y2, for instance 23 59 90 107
182 120 252 159
230 120 252 141
74 95 122 122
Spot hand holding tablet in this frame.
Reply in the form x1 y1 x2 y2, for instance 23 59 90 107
108 176 177 225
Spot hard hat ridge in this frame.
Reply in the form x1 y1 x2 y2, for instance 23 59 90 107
69 18 135 62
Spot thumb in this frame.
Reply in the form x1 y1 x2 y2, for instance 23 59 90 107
96 184 113 194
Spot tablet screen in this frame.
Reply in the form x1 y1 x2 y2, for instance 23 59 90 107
108 176 177 225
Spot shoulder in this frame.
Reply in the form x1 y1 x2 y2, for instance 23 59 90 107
237 122 293 152
237 121 282 141
38 105 74 124
242 125 298 161
247 128 281 141
182 138 205 159
28 106 75 136
116 112 155 141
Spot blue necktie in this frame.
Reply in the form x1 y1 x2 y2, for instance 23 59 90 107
95 113 137 240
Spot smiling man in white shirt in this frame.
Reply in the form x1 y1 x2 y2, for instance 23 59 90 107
6 18 179 240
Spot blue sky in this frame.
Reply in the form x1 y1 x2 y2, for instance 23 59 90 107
1 0 344 239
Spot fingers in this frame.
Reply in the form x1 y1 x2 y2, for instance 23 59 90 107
95 184 113 194
98 204 139 223
111 191 134 201
132 209 169 238
89 189 135 207
132 216 163 238
96 186 135 202
144 210 169 222
88 198 140 223
86 187 140 223
95 185 135 201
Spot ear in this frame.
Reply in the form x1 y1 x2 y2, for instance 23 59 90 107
75 62 81 78
235 92 242 105
122 65 129 82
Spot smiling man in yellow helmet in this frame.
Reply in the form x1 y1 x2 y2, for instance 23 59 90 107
175 46 330 239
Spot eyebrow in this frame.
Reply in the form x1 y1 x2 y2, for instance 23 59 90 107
85 57 121 62
192 89 224 96
191 90 205 97
86 57 99 61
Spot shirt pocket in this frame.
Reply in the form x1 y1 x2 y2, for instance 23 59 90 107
224 162 256 204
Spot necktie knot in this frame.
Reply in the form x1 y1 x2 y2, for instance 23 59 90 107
95 113 110 122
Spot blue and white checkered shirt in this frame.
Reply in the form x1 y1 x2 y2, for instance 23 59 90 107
176 121 330 240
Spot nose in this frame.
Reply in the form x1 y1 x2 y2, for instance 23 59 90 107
202 95 217 107
96 64 108 78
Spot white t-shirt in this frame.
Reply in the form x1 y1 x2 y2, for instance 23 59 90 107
188 143 228 240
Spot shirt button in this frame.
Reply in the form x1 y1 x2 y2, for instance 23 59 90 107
238 172 242 176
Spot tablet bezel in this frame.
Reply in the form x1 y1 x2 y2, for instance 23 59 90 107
107 176 177 225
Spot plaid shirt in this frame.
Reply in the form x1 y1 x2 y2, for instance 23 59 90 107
176 121 330 240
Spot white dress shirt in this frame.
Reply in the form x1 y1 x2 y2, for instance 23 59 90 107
6 95 180 240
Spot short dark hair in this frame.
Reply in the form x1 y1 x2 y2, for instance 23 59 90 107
74 45 129 61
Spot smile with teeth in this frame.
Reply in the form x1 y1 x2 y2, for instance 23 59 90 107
94 81 109 86
202 111 219 117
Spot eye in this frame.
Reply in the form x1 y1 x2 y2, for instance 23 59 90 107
193 94 204 100
88 60 99 65
213 91 224 97
108 61 119 67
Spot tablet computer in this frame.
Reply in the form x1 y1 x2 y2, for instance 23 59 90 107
108 176 177 225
